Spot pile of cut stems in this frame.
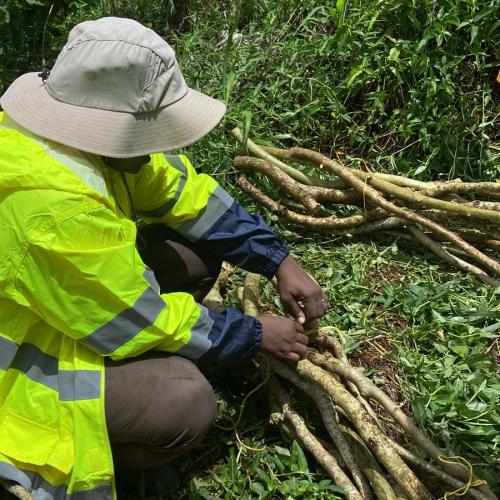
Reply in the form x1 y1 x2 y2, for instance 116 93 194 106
234 271 497 500
230 128 500 287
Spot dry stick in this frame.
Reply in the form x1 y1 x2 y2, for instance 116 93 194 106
338 426 400 500
234 156 362 207
243 274 364 500
407 226 500 287
233 156 322 212
307 352 494 495
290 148 500 276
311 334 386 431
0 480 33 500
230 128 340 189
295 359 432 500
202 261 235 313
259 145 431 191
269 358 374 500
260 145 500 201
267 375 364 500
236 175 368 229
420 181 500 198
289 148 500 225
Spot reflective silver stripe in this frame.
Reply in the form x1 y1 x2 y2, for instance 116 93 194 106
176 305 214 359
176 186 234 242
0 336 19 371
138 155 187 218
33 483 113 500
0 461 31 490
59 370 101 401
2 118 109 197
0 337 100 400
10 342 58 391
144 267 160 293
0 461 113 500
82 274 166 355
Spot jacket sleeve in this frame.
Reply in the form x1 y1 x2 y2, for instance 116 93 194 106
127 153 289 278
13 203 261 363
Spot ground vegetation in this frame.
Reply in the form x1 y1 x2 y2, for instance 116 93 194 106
0 1 498 498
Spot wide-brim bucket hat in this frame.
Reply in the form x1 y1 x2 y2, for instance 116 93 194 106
0 17 226 158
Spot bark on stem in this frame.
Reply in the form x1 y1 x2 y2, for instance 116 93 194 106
407 226 500 287
233 156 322 212
236 176 500 271
339 426 400 500
267 375 364 500
290 148 500 276
307 351 491 486
454 232 500 252
456 200 500 212
261 145 500 201
231 128 339 188
236 175 367 229
0 480 33 500
203 261 235 313
234 156 362 207
290 148 500 225
296 359 432 500
311 334 386 430
420 181 500 198
270 358 373 500
259 146 431 191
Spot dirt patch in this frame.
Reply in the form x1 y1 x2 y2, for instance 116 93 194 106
349 336 412 443
366 262 407 287
486 338 499 364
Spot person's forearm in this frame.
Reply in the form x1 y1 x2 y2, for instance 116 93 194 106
190 200 290 278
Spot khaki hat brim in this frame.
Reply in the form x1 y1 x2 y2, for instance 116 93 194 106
0 73 226 158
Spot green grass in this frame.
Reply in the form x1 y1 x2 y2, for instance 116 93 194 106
165 240 498 499
108 238 499 499
1 0 499 498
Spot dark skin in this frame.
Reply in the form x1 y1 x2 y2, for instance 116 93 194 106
104 156 328 363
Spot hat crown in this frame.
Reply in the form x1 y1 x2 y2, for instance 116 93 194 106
46 17 187 113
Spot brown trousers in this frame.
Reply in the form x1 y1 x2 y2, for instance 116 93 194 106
105 224 222 470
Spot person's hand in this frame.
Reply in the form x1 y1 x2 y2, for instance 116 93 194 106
275 255 328 326
257 314 309 362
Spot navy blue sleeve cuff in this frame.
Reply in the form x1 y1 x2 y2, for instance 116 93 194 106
200 307 262 363
260 243 290 279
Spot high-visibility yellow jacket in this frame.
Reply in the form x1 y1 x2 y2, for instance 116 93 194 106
0 112 288 498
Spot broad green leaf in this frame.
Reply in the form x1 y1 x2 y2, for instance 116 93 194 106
388 47 400 61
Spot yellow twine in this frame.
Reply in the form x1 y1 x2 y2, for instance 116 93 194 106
437 455 486 499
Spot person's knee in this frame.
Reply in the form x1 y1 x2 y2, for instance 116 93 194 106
177 375 218 446
153 359 217 449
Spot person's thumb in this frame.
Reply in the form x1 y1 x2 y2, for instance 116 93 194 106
283 294 305 324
